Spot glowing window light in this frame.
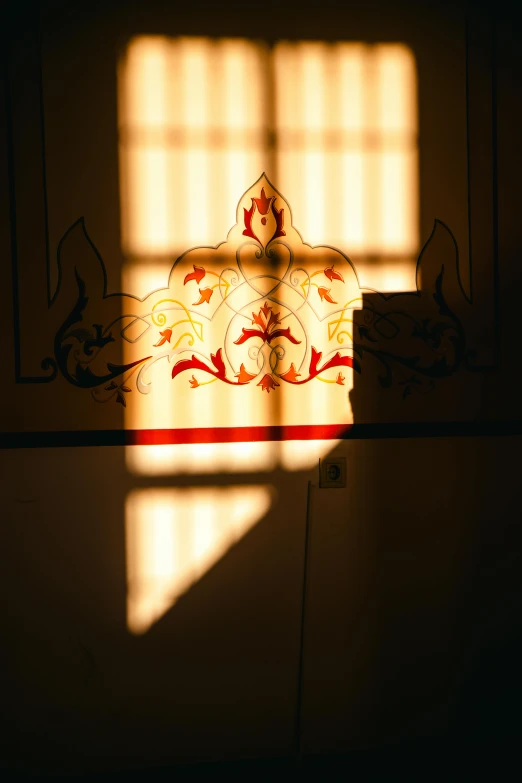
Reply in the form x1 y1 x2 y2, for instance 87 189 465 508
118 36 268 263
119 37 418 293
125 486 273 634
122 261 279 475
119 38 275 475
273 41 418 291
118 36 419 481
116 37 420 635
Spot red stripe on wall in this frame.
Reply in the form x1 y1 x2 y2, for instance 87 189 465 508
130 424 353 445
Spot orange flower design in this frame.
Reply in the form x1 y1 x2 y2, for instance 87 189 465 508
258 374 280 393
235 364 257 384
154 328 172 347
318 286 337 304
234 302 301 347
193 287 213 306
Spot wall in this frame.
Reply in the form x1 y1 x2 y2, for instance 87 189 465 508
1 0 521 776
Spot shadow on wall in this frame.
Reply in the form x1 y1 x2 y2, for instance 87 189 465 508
5 3 522 778
5 405 521 776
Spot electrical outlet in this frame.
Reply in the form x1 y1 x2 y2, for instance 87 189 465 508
319 457 346 488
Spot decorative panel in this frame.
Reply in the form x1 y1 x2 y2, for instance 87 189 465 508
1 4 499 445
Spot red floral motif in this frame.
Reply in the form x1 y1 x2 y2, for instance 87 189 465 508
184 265 206 285
172 348 245 385
184 265 211 306
258 374 279 393
234 302 301 346
154 328 172 347
172 305 359 392
171 232 360 393
324 265 344 283
280 347 358 385
253 187 274 215
243 188 285 245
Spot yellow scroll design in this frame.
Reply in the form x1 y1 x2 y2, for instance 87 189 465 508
327 297 366 344
151 299 204 343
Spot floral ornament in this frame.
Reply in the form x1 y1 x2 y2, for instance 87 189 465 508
104 380 132 406
324 265 344 283
258 374 280 393
279 347 357 385
280 364 300 382
243 187 285 248
192 288 213 305
51 261 151 406
172 302 358 391
300 264 345 302
50 176 466 415
173 348 246 386
183 263 212 306
154 328 172 347
182 263 227 305
235 364 257 383
234 302 301 347
318 286 337 304
188 374 219 389
184 265 206 285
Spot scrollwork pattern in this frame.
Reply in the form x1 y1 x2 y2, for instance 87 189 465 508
48 175 468 407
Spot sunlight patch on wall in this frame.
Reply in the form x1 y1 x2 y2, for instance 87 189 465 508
122 263 278 475
118 36 418 474
358 260 417 292
273 41 418 291
118 36 268 263
118 37 418 294
125 442 279 476
126 486 273 634
279 439 342 472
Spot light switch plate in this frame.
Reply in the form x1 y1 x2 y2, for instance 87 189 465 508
319 457 347 488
